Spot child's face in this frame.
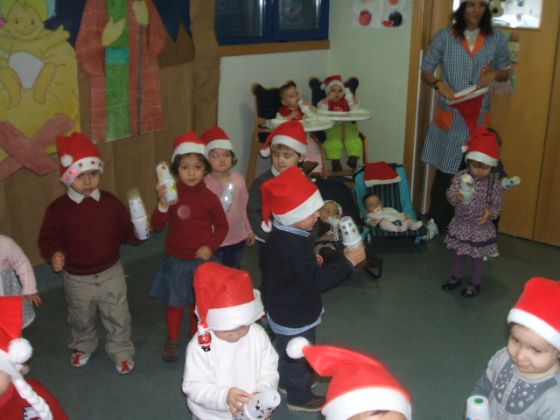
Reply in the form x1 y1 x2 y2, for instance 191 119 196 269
507 324 560 380
214 325 250 343
349 411 406 420
365 195 382 213
320 202 340 223
281 86 300 109
5 3 44 40
271 146 303 174
328 85 345 102
468 160 492 179
0 371 10 395
293 211 320 231
207 148 233 174
178 154 206 187
71 170 101 196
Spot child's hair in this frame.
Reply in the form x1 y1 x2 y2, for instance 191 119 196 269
279 80 297 101
270 142 302 158
170 153 211 177
363 193 380 207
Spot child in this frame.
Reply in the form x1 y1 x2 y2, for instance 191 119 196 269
38 132 139 374
0 296 68 419
182 262 279 419
286 337 412 420
202 126 255 269
150 131 228 362
260 166 365 412
470 277 560 419
1 234 41 328
318 75 362 171
441 128 503 297
363 194 423 233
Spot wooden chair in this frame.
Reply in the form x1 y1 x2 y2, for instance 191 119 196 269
308 76 369 179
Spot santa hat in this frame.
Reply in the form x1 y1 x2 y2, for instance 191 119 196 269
507 277 560 350
260 120 307 158
56 132 104 186
194 262 264 351
201 126 233 154
171 131 206 161
321 75 345 94
287 338 412 420
260 166 324 232
453 94 485 140
464 127 500 167
0 296 52 420
364 162 401 187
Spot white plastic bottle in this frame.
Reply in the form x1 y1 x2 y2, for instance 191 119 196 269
220 183 235 212
465 395 490 420
127 188 150 240
156 162 178 205
233 389 281 420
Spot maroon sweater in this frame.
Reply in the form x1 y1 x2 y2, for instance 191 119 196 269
151 181 228 260
38 190 138 275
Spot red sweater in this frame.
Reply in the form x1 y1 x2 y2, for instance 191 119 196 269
278 105 304 120
38 190 139 275
327 98 350 112
151 181 228 259
0 379 68 419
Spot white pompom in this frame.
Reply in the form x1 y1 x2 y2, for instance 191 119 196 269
261 221 272 233
286 337 310 359
60 154 73 167
260 148 271 158
9 338 33 364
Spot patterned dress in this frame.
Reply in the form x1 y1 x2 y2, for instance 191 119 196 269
444 170 503 258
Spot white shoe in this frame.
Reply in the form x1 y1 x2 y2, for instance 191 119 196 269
116 359 135 375
70 350 91 367
501 176 521 190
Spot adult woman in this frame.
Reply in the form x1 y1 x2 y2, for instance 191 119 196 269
420 0 510 232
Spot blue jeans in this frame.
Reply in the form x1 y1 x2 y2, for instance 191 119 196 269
275 327 316 405
214 240 245 269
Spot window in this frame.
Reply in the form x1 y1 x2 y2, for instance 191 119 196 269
215 0 329 45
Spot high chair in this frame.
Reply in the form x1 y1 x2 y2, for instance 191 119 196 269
308 76 369 179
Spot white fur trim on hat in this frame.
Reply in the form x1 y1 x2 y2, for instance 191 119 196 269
205 290 264 331
271 134 307 156
321 80 345 93
322 387 412 420
8 337 32 364
286 337 310 359
172 143 206 161
274 190 324 226
464 151 498 167
60 157 104 186
206 139 233 153
260 147 271 158
60 154 73 167
508 308 560 350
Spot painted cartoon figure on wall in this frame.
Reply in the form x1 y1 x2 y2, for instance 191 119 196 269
0 0 80 179
76 0 166 142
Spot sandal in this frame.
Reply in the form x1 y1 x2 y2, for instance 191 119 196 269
441 277 462 291
161 339 179 362
461 284 481 298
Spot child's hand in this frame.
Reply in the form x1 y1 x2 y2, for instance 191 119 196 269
454 192 464 203
478 208 492 224
246 233 256 246
344 246 366 266
226 387 251 417
51 251 65 272
326 91 338 101
155 182 169 210
288 111 300 120
26 293 42 307
195 245 212 260
316 254 324 266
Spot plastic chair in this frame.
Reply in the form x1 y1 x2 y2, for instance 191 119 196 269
308 76 369 178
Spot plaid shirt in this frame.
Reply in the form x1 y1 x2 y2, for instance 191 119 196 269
421 27 511 174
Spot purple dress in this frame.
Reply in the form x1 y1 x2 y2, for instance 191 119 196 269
444 170 503 258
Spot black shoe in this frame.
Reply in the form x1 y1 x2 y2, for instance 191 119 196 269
346 156 359 169
461 283 481 297
441 277 462 291
287 394 325 412
331 159 342 172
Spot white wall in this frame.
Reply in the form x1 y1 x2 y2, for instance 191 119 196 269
217 51 328 176
327 2 413 163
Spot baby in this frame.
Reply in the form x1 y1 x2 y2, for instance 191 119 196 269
364 194 423 233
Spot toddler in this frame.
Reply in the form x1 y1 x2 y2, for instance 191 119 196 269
38 132 139 374
0 296 68 419
202 126 255 269
150 131 228 362
441 128 503 297
260 166 365 412
363 194 423 233
470 277 560 419
1 234 41 328
182 262 278 419
287 337 412 420
318 75 362 171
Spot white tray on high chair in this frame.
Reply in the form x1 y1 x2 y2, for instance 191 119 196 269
266 117 334 132
317 108 372 122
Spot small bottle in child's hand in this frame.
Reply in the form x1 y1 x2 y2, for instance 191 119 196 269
233 389 281 420
339 216 363 249
156 162 179 205
127 188 150 240
220 183 235 212
465 395 490 420
460 173 475 204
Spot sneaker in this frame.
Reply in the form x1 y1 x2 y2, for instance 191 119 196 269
116 359 135 374
161 339 179 362
287 394 325 412
501 176 521 190
70 350 91 367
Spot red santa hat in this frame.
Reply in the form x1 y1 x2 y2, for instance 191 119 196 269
201 126 233 154
364 162 401 187
56 132 104 186
464 127 500 167
260 166 324 232
507 277 560 350
287 338 412 420
0 296 52 420
194 262 264 351
172 131 206 161
321 75 345 94
453 94 485 137
260 120 307 158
